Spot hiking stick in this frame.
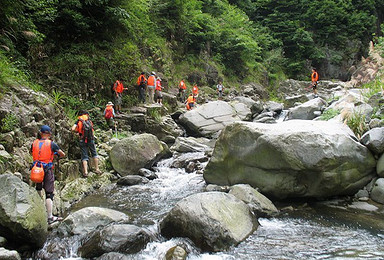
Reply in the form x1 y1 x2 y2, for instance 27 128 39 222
114 121 118 138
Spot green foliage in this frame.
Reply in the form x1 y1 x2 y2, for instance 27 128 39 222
1 113 19 133
51 90 65 105
319 109 340 121
148 109 162 123
344 112 369 138
362 78 383 99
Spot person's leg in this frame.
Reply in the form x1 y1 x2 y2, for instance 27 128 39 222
89 141 101 174
43 168 62 223
80 141 89 176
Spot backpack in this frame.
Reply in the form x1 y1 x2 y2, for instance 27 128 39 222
30 161 45 183
79 118 94 143
105 108 113 119
139 77 146 88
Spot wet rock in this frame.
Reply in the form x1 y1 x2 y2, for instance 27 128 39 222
170 137 213 153
160 192 258 252
117 175 149 186
286 98 327 120
0 247 21 260
79 224 151 258
164 245 188 260
205 184 230 192
360 127 384 155
110 133 170 176
171 152 208 170
377 153 384 177
371 178 384 204
204 120 376 199
57 207 129 237
138 168 158 180
0 237 6 247
97 252 130 260
0 174 47 248
229 184 279 217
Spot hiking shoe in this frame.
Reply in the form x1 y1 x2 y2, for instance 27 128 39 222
48 216 63 225
94 170 102 175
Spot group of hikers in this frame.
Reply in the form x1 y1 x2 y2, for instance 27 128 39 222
29 68 318 225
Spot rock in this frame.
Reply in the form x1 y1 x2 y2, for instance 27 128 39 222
377 153 384 177
117 175 149 186
110 134 170 176
284 94 309 108
170 137 213 153
371 178 384 204
286 98 327 120
233 96 256 108
171 152 208 170
78 224 151 258
0 247 21 260
164 245 188 260
178 101 251 137
265 101 283 114
160 192 258 252
97 252 131 260
0 237 6 247
204 120 376 199
138 168 158 180
0 174 47 248
250 100 264 116
229 184 278 217
205 184 230 192
360 127 384 155
57 207 129 237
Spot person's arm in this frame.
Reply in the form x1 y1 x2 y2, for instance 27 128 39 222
52 142 66 158
71 121 79 132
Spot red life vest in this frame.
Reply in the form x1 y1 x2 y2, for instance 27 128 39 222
192 85 198 95
32 139 54 164
156 80 162 91
179 80 186 90
147 75 156 86
114 80 124 93
105 105 114 119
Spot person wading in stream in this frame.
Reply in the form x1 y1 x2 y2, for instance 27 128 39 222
31 125 65 224
71 110 101 177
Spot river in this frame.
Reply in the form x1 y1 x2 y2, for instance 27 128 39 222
37 152 384 259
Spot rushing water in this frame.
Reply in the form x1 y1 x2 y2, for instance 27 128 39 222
40 152 384 259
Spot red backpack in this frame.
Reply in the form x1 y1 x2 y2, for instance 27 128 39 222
105 106 114 119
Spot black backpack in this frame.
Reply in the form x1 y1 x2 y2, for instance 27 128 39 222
79 118 94 143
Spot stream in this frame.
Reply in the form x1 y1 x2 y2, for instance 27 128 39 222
38 152 384 259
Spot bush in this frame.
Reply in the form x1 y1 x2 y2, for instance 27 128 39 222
1 114 19 133
319 109 340 121
344 112 369 138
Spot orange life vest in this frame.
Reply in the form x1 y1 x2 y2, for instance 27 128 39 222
179 81 186 90
187 95 195 104
32 139 54 164
311 72 319 82
156 80 162 91
192 85 198 95
114 80 124 93
147 75 156 86
137 75 147 86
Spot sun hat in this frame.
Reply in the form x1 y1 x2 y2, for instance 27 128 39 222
107 101 114 106
151 71 156 75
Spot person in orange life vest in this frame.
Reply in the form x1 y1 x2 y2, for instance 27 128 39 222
155 77 163 105
311 68 319 97
185 93 196 110
113 79 127 114
104 101 115 129
192 84 199 98
31 125 65 224
137 72 147 103
178 79 187 102
71 110 101 177
147 72 157 104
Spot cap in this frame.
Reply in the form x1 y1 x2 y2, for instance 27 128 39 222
157 77 161 81
107 101 114 106
40 125 52 134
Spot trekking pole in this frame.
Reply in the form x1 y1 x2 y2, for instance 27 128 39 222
114 121 118 138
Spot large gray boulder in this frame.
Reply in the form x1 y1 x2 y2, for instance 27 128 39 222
58 207 129 237
371 178 384 204
179 101 251 137
78 224 152 258
110 134 170 176
170 137 214 153
360 127 384 155
377 153 384 178
204 120 376 199
160 192 258 252
0 247 21 260
0 174 47 248
286 98 327 120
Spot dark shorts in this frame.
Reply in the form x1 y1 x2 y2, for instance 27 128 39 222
106 118 114 128
188 103 194 108
79 140 98 161
312 82 318 90
36 167 55 194
156 90 163 99
115 93 122 105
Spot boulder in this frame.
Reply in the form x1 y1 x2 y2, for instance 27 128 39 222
97 252 130 260
138 168 158 180
360 127 384 155
117 176 149 186
229 184 278 217
78 224 151 258
0 174 47 248
58 207 129 237
377 153 384 178
178 101 251 137
170 137 213 153
371 178 384 204
0 247 21 260
164 245 188 260
286 98 327 120
110 134 170 176
204 120 376 199
160 192 258 252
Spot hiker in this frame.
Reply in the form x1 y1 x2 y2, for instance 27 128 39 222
137 72 147 103
185 93 196 110
104 101 115 129
178 79 187 102
71 110 101 177
311 68 319 97
147 72 156 104
31 125 65 224
155 77 163 105
217 81 224 99
192 84 199 98
113 79 127 114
